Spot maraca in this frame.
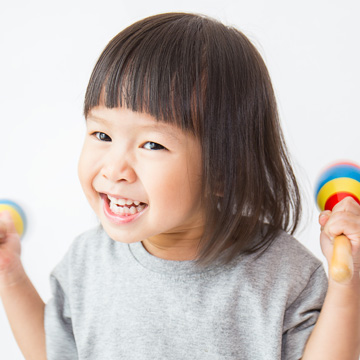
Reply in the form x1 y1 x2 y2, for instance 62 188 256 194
0 199 27 238
315 161 360 283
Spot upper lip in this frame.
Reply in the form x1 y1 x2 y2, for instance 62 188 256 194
101 192 147 204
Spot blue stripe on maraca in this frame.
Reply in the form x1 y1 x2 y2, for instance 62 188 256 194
315 163 360 197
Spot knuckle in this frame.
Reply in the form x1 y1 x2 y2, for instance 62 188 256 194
332 196 356 213
343 196 359 210
343 196 355 207
331 211 347 221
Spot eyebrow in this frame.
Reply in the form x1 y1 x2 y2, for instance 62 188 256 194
86 114 181 142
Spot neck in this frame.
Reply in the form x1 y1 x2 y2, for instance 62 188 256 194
142 230 203 261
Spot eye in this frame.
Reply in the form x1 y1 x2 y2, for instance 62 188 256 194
93 132 111 142
142 142 166 150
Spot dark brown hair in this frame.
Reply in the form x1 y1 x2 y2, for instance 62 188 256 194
84 12 302 266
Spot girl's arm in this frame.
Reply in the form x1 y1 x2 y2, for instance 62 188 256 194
0 212 46 360
302 276 360 359
302 197 360 360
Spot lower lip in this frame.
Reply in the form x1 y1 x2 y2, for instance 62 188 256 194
101 195 147 224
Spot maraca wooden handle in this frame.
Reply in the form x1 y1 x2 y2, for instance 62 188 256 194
330 235 353 283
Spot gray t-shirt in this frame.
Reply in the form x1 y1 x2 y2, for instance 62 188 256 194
45 226 328 360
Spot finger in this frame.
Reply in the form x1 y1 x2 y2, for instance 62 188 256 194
331 196 360 216
322 211 360 241
319 210 332 227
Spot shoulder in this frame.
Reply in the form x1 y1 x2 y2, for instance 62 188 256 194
61 226 109 263
263 229 323 272
67 225 110 256
256 229 326 282
50 226 128 280
227 229 328 307
259 230 328 303
226 228 325 280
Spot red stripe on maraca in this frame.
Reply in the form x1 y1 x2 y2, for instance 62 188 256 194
324 192 360 211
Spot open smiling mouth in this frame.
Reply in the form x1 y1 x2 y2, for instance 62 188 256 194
101 194 148 221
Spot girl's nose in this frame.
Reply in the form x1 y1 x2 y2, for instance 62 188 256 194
101 150 137 184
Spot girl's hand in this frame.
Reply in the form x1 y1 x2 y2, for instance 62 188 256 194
0 211 23 290
319 197 360 273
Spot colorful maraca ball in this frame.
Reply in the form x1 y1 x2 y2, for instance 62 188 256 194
0 199 27 238
315 161 360 212
315 161 360 283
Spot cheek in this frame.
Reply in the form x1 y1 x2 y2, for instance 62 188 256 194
78 144 97 197
149 160 201 210
78 148 89 189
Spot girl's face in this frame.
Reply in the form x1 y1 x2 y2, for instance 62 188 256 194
78 106 204 259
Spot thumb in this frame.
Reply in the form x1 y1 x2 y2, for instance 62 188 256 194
0 211 18 235
319 210 331 228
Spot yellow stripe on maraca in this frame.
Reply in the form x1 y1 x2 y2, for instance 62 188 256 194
0 203 25 236
317 177 360 211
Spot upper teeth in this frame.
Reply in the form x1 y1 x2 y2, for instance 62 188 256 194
107 195 141 206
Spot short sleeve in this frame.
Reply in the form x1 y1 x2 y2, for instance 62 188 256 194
281 265 328 360
45 263 78 359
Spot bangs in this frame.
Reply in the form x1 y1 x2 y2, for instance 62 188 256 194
84 13 206 134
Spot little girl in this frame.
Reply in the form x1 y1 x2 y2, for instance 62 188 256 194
1 12 360 360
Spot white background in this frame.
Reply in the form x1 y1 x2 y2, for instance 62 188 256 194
1 0 359 358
